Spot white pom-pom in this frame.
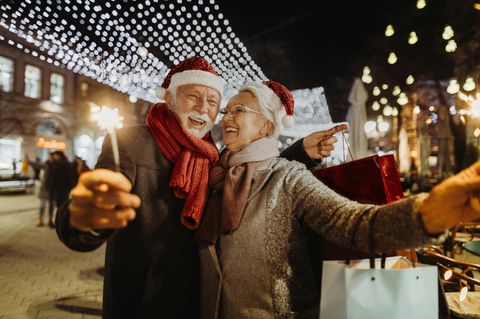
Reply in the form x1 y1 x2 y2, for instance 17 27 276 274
282 115 295 128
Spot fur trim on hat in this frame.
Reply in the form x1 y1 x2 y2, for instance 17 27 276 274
156 56 224 101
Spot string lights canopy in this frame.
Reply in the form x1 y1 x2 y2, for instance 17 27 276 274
0 0 331 126
0 0 268 102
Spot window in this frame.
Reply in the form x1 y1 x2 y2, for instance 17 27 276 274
74 134 96 168
36 119 63 137
50 73 64 103
0 56 14 92
24 64 41 98
0 138 21 174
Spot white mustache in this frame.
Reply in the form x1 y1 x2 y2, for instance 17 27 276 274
187 111 213 125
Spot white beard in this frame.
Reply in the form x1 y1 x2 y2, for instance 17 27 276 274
176 110 214 138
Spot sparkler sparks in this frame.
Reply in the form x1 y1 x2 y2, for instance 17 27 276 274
90 104 124 171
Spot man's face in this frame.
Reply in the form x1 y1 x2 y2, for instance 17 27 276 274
166 84 221 138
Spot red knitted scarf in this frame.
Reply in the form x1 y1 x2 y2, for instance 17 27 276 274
146 103 219 229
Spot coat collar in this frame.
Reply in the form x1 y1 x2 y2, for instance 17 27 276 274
248 158 276 201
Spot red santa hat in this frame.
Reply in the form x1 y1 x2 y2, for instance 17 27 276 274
239 80 295 138
156 56 225 100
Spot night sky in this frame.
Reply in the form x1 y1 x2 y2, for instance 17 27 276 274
217 0 416 119
218 0 400 89
218 0 479 120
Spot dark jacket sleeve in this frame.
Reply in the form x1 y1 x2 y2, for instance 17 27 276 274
55 199 113 252
55 127 140 252
279 138 320 170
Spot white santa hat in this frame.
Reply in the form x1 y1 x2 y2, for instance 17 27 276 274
239 80 295 138
156 56 224 100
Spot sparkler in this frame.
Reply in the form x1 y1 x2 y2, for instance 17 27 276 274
90 104 124 172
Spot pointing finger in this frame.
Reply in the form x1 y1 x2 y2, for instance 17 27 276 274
333 123 349 133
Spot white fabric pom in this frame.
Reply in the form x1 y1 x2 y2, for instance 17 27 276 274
282 115 295 127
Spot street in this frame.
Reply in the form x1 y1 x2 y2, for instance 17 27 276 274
0 193 105 319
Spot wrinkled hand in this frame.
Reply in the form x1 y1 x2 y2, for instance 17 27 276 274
419 161 480 234
69 169 141 232
302 123 349 159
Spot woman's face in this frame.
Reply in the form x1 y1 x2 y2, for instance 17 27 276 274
221 91 273 152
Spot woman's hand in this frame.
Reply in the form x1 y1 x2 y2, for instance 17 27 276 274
419 161 480 234
302 123 349 159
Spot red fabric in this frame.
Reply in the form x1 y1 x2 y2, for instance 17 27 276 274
263 80 294 116
146 103 219 229
313 154 403 205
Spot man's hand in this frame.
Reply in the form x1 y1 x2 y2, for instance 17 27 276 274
302 124 349 159
419 161 480 234
69 169 141 232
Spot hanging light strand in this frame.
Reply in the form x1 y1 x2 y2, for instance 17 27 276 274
0 1 268 102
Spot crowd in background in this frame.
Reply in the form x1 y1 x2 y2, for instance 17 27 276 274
34 152 90 227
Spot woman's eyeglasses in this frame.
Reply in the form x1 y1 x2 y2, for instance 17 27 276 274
220 105 263 118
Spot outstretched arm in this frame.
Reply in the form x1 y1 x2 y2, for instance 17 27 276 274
290 160 480 253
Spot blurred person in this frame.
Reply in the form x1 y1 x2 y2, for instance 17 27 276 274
55 56 346 318
31 156 43 180
21 153 29 176
37 153 55 227
11 158 17 177
72 156 91 185
49 150 75 227
194 80 480 318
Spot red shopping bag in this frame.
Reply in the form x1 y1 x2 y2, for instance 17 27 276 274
313 153 404 205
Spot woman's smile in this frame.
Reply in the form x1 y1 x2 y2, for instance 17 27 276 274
224 126 239 133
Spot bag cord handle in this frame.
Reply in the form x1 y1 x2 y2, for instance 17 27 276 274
368 211 387 269
341 131 354 163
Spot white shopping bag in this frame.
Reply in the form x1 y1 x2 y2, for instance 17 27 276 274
319 256 438 319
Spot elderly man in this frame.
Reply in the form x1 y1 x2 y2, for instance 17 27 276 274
56 56 346 318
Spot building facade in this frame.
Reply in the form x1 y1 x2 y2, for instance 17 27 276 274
0 31 150 176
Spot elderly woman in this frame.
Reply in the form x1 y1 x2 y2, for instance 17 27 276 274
195 80 480 319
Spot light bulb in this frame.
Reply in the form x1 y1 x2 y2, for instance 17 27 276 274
416 0 426 9
406 75 414 85
463 77 476 91
445 40 457 53
408 31 418 44
447 79 460 94
442 26 454 40
385 24 395 37
364 121 376 133
459 286 468 302
388 52 398 64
